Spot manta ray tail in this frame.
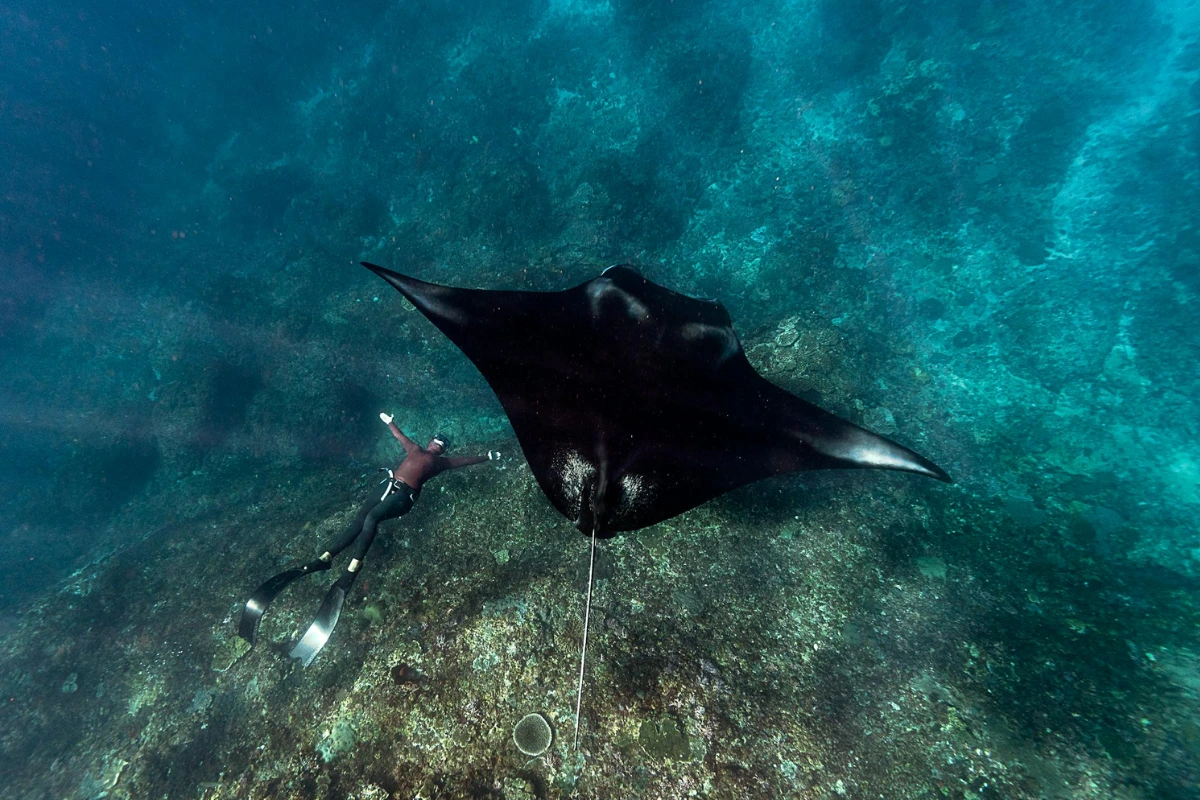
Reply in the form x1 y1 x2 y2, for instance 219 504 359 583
574 524 598 751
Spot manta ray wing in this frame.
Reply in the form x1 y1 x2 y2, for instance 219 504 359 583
364 262 950 537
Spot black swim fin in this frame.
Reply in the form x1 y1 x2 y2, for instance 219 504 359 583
289 569 359 667
238 558 332 646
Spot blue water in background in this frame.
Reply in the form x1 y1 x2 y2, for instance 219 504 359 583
1 0 395 606
2 0 1199 796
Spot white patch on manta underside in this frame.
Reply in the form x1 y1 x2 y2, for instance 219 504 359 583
551 450 658 525
551 449 596 519
613 472 656 522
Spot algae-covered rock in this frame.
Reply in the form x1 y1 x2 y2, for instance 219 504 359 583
318 719 357 763
916 556 947 580
637 715 691 760
210 635 251 672
554 752 586 791
189 687 215 713
862 405 898 436
79 755 129 799
351 782 390 800
501 776 536 800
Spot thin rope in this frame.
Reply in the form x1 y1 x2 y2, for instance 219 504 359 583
573 524 598 751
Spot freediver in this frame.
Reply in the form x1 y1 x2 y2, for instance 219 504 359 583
238 412 498 665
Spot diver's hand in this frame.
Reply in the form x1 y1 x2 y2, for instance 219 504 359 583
379 412 394 425
488 450 501 461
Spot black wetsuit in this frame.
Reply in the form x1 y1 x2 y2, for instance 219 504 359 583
320 481 418 564
318 422 487 568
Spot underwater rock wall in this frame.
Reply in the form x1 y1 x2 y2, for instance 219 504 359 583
5 0 1194 596
1 0 1199 796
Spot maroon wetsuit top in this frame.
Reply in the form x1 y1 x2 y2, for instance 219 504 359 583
387 421 488 492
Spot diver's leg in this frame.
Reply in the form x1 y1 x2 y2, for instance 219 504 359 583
289 491 415 666
239 495 377 645
350 490 415 565
316 495 379 561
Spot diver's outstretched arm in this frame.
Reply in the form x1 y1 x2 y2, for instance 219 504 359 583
380 412 419 453
441 454 490 469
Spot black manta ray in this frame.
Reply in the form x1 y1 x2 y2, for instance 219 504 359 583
364 261 950 748
364 262 950 539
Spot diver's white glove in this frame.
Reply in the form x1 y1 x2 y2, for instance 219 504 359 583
379 412 394 425
488 450 501 461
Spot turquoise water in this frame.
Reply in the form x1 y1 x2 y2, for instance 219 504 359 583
1 1 1197 797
